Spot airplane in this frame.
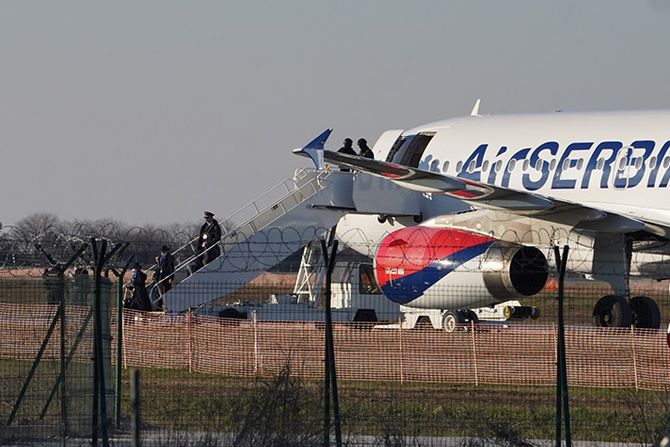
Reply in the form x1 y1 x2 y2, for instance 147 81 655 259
295 106 670 330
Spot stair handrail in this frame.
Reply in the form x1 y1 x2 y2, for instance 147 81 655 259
149 167 333 304
143 168 324 275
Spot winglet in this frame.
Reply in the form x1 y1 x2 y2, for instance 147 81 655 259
293 128 332 170
470 98 481 116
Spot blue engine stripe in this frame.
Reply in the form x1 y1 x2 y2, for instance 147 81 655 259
381 241 494 305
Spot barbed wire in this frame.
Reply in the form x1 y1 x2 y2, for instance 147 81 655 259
0 221 199 277
2 220 670 281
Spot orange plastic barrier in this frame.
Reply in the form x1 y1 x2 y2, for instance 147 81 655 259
2 304 669 391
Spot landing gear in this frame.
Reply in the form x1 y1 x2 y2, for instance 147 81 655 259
592 295 661 329
590 233 661 330
592 295 632 328
630 296 661 329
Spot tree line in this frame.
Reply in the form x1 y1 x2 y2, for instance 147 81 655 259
0 212 205 269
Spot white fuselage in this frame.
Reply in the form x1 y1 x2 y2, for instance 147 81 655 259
405 110 670 226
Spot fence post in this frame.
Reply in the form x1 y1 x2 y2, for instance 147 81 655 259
58 273 68 442
398 317 404 385
253 310 259 374
471 320 478 386
552 322 557 368
130 369 140 447
630 325 639 391
187 309 193 374
114 256 133 429
122 310 128 370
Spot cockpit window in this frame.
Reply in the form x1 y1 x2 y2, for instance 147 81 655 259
385 133 436 168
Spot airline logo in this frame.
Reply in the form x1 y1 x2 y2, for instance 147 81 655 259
431 140 670 191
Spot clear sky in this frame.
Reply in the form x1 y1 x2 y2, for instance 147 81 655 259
1 1 669 227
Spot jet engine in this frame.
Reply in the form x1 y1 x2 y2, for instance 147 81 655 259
374 227 549 309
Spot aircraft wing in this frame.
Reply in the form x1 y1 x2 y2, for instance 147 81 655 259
321 150 668 237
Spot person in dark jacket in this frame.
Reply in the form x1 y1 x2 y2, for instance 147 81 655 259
128 263 151 311
337 138 356 172
193 211 222 270
357 138 374 159
155 245 175 294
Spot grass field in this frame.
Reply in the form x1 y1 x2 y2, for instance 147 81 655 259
1 358 669 444
121 367 670 444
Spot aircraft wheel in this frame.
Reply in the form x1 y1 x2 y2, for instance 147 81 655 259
442 311 464 333
630 296 661 329
592 295 632 328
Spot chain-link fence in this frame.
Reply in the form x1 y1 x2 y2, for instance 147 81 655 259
1 227 670 445
2 279 670 445
0 278 107 443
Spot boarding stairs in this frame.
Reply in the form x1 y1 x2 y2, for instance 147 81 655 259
291 231 333 305
159 168 352 312
158 167 432 313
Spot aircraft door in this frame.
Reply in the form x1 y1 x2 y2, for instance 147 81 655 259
387 132 436 168
372 130 404 160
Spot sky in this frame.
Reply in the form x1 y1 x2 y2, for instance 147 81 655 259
1 1 669 228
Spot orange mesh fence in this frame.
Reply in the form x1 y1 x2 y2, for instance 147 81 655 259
122 309 670 391
2 306 670 392
0 303 93 362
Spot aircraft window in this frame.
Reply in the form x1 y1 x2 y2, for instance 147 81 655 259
386 136 407 162
596 158 605 170
468 159 476 172
649 156 657 170
508 159 516 172
576 158 584 170
456 161 463 172
533 159 541 170
549 159 557 171
442 160 450 172
618 157 627 170
634 158 642 170
482 160 489 171
359 264 381 294
663 157 670 169
561 158 570 171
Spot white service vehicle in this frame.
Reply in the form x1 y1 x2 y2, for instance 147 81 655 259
398 300 539 333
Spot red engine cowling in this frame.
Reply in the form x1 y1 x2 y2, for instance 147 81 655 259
374 226 548 309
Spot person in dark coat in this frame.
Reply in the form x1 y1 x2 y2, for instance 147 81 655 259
155 245 175 295
337 138 356 172
193 211 222 270
357 138 374 159
128 263 151 311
